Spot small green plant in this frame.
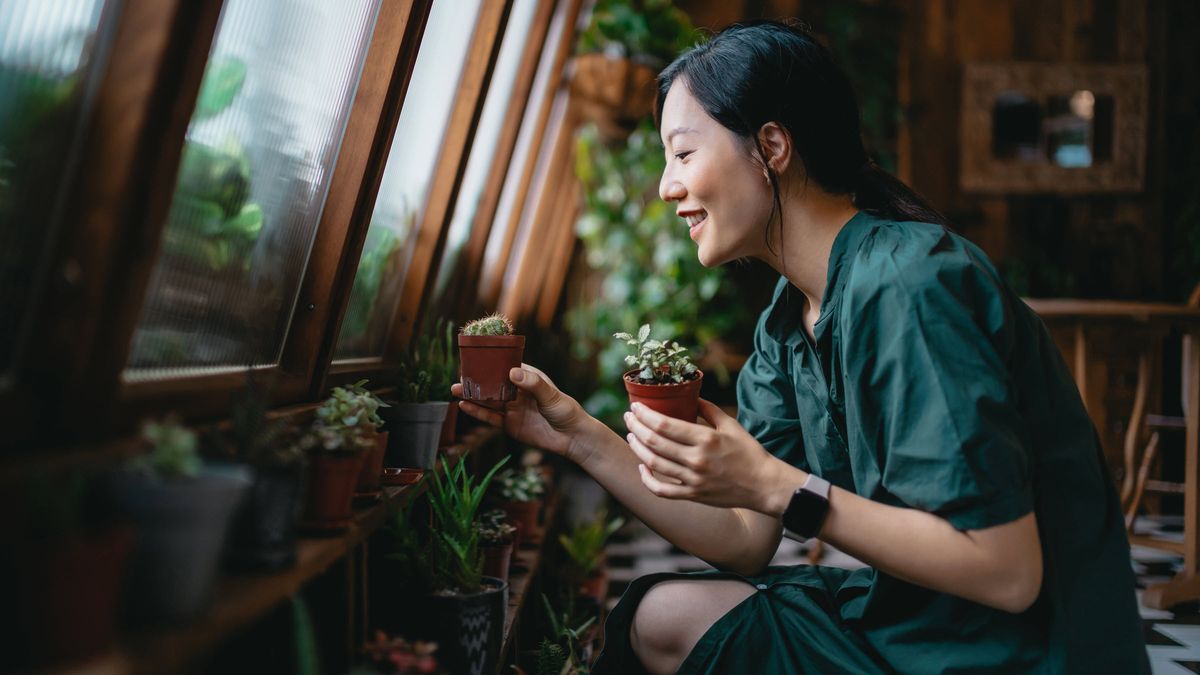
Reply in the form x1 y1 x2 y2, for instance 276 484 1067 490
426 456 510 594
311 379 389 453
130 416 202 479
495 466 546 503
614 324 698 384
396 318 458 403
559 509 625 579
475 508 516 546
207 371 305 467
461 312 514 336
529 594 596 675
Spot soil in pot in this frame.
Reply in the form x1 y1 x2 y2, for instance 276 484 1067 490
303 451 364 532
416 577 508 675
381 402 448 470
227 463 304 571
457 335 525 402
623 368 704 422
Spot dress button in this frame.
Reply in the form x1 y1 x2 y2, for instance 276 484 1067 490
756 584 768 590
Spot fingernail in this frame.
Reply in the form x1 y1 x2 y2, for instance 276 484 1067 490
511 369 524 383
632 402 643 412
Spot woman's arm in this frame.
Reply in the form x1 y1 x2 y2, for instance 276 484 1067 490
454 365 783 575
628 401 1044 614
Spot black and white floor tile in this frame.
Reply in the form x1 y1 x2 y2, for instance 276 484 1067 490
602 514 1200 674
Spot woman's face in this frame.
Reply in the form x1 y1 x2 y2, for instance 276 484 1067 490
658 81 774 267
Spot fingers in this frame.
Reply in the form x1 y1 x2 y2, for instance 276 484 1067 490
624 409 694 466
697 399 734 430
510 365 566 410
638 464 693 499
457 400 504 427
450 382 463 397
626 432 696 484
628 402 708 448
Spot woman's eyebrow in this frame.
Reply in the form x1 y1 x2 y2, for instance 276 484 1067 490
664 126 697 146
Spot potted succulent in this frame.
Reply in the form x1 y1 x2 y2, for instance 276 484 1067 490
418 456 510 675
615 324 703 421
110 416 252 624
559 509 625 605
206 373 307 571
7 472 130 669
520 595 597 675
304 381 386 530
495 466 547 550
475 509 516 583
382 319 456 471
457 313 525 404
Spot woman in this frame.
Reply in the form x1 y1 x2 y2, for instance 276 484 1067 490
452 21 1149 674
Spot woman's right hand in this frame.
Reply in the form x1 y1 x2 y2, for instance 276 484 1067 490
450 364 594 461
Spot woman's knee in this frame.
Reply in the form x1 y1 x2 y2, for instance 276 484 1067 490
630 579 757 675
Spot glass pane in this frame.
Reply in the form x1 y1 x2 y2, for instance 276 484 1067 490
430 0 539 309
124 0 381 381
0 0 117 388
334 0 482 360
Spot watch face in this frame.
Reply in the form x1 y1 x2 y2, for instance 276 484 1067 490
783 488 830 539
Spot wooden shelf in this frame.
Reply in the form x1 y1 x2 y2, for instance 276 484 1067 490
497 489 561 673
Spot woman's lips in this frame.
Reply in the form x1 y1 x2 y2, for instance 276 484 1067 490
686 213 707 241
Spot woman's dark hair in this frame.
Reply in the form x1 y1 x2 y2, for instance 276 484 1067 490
655 20 947 246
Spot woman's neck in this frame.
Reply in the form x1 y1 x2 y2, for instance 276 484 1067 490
757 188 859 318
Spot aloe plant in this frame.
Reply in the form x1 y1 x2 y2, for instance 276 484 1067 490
614 323 698 384
461 313 514 336
559 509 625 578
426 455 510 593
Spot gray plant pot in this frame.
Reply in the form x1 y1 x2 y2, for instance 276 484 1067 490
111 463 252 624
381 401 449 470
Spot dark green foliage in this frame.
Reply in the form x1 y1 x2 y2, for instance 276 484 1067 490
396 318 458 403
426 456 510 593
575 0 696 68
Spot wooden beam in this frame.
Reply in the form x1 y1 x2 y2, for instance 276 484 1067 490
535 175 583 329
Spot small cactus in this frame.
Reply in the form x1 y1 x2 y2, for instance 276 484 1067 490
461 313 514 336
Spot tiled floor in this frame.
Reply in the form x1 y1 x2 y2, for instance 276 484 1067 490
602 513 1200 674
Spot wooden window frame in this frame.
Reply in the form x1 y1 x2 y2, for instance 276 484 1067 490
325 0 517 389
477 0 586 312
535 164 584 328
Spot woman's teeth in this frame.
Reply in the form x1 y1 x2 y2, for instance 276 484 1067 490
685 212 707 228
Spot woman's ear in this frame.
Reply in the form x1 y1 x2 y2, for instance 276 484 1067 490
756 122 792 175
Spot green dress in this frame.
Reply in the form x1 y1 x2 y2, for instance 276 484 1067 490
593 211 1149 674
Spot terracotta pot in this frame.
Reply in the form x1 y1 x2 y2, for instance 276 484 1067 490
481 541 513 582
623 369 705 422
16 527 132 668
578 567 610 605
439 400 459 446
356 430 389 494
502 499 542 547
304 451 364 530
458 334 525 402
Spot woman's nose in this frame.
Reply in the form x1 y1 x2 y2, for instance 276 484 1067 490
659 175 686 202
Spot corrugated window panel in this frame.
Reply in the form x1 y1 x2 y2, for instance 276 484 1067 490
123 0 381 381
430 0 539 311
0 0 117 388
333 0 483 360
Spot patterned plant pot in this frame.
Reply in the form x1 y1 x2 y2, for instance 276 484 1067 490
419 577 508 675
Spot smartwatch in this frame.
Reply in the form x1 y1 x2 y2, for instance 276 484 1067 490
781 473 832 542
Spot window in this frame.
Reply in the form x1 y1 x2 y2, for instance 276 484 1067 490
123 0 381 381
0 0 118 387
333 0 484 361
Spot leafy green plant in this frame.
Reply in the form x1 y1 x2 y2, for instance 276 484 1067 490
567 122 750 427
130 416 202 479
529 594 596 675
575 0 695 68
614 323 697 384
311 379 389 453
474 508 516 546
426 456 510 594
194 56 247 121
396 318 458 403
495 466 546 503
206 372 306 467
339 223 403 346
461 313 514 336
559 509 625 579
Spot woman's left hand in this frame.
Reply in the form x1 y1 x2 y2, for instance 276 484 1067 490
623 399 782 512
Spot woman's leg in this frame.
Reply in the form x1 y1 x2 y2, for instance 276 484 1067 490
630 578 758 675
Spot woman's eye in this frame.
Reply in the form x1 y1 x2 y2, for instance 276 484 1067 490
673 150 693 161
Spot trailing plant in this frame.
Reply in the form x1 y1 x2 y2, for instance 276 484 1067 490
461 313 514 337
129 416 202 479
575 0 695 68
559 509 625 579
567 121 750 427
474 509 516 546
311 379 388 453
396 318 458 403
426 456 510 594
495 466 546 503
614 324 697 384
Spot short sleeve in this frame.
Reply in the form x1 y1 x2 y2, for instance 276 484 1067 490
737 310 808 470
842 241 1033 531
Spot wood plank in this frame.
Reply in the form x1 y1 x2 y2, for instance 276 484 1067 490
387 0 516 357
536 179 583 329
